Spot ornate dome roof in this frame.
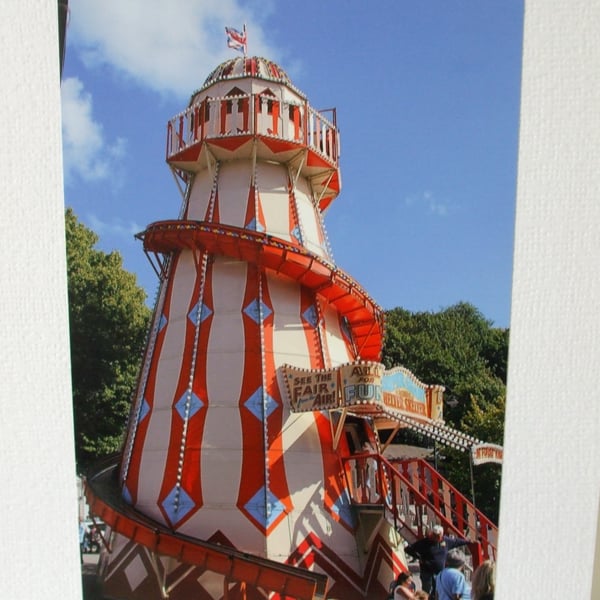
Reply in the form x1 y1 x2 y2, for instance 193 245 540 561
193 56 304 98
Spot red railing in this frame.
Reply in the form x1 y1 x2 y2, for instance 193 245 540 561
341 455 497 567
393 458 497 562
165 94 339 166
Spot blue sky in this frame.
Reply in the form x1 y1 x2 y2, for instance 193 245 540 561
61 0 523 329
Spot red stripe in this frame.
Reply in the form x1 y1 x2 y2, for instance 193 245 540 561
124 253 179 506
236 263 266 527
261 274 292 534
157 251 205 527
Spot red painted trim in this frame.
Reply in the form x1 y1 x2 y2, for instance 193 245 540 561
123 255 178 505
344 455 497 566
205 135 252 153
271 101 279 135
140 221 384 361
220 100 228 135
84 466 328 600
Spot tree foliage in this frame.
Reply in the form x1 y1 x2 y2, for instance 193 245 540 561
382 302 508 521
66 208 151 472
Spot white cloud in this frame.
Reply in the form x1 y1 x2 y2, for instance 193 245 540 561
67 0 280 98
87 214 144 240
404 190 450 216
61 77 127 183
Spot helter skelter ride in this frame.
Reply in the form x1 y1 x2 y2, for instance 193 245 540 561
84 55 500 600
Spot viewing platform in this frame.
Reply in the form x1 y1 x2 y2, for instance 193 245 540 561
166 93 341 211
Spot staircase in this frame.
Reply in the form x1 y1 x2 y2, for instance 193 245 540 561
341 454 497 568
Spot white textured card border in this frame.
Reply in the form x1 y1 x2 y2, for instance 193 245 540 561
499 3 600 598
2 2 599 599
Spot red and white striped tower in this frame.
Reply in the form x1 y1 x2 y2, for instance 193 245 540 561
96 57 401 599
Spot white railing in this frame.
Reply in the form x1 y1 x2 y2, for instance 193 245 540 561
166 93 339 165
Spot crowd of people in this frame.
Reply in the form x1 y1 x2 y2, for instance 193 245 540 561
390 525 495 600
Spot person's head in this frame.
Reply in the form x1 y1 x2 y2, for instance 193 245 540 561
471 560 495 600
396 572 412 587
429 524 444 541
414 592 429 600
445 549 466 570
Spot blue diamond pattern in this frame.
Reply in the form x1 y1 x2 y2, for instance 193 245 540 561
244 486 286 529
122 485 132 505
188 301 213 325
137 398 150 423
243 299 272 324
244 387 278 420
332 490 355 528
158 313 168 332
246 217 265 232
175 391 204 419
302 305 318 328
161 486 196 526
291 225 302 243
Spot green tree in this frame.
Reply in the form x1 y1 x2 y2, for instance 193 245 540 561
461 394 505 520
65 208 151 472
382 302 508 522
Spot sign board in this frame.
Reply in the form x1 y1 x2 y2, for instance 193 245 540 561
340 362 384 405
471 443 504 465
283 367 339 412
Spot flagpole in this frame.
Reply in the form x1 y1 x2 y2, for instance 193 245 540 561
243 24 247 57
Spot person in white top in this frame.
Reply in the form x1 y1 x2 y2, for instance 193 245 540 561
393 572 417 600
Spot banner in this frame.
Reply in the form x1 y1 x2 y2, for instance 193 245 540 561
381 366 429 418
471 443 504 465
283 367 339 412
340 362 384 405
283 362 438 419
382 390 427 417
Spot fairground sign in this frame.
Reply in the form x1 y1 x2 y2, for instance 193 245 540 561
281 362 433 420
471 443 504 465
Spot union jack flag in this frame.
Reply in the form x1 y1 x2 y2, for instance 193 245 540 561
225 25 247 55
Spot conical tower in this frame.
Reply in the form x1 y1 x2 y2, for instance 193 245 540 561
89 56 407 600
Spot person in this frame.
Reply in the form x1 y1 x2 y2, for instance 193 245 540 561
471 560 495 600
393 571 417 600
435 549 471 600
78 518 89 563
414 592 429 600
405 525 469 595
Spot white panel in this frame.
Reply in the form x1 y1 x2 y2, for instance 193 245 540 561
281 412 325 454
203 257 246 511
257 161 291 241
276 414 361 566
268 273 312 369
217 161 252 227
281 87 304 104
181 508 265 555
322 303 353 366
187 169 214 221
137 252 196 509
205 257 248 354
295 177 328 258
274 414 321 558
202 446 242 508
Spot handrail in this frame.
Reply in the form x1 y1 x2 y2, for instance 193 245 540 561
340 454 496 566
165 93 339 166
393 458 497 562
